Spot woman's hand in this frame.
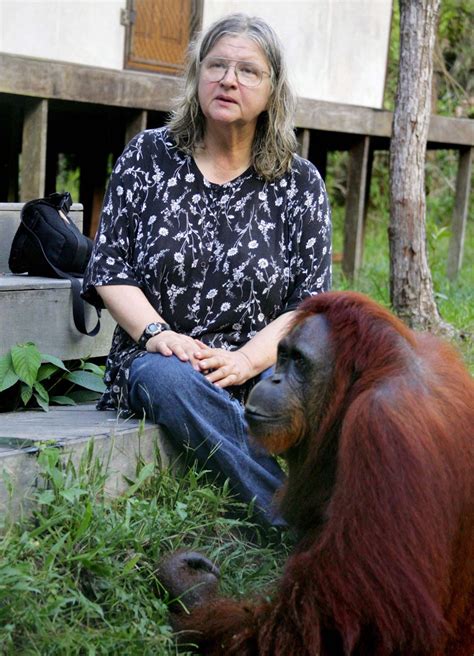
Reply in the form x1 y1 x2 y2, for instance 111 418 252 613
194 348 255 388
146 331 206 370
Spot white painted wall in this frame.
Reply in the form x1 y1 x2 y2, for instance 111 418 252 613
202 0 393 108
0 0 126 69
0 0 392 108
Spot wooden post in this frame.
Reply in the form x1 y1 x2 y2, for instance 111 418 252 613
296 129 311 159
125 110 148 145
20 99 48 201
342 136 371 279
447 147 472 280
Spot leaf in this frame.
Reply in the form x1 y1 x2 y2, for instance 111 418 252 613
37 447 60 471
11 343 42 386
33 381 49 403
64 371 106 393
80 362 105 376
37 363 60 382
75 501 93 541
20 383 33 406
176 501 188 521
50 395 76 406
40 352 68 371
51 466 65 489
49 532 69 557
36 489 55 505
122 554 141 575
68 389 101 403
33 392 49 412
0 352 20 392
76 591 104 618
60 487 86 503
195 488 220 503
123 462 155 498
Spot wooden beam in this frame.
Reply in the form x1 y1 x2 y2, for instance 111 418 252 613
447 147 473 280
0 53 179 113
296 97 392 139
1 54 472 148
342 136 371 279
125 110 148 145
425 115 474 149
20 98 48 201
296 97 474 147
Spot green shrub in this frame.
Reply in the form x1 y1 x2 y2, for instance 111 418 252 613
0 343 106 412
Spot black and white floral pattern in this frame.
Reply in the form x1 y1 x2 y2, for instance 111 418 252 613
82 127 331 414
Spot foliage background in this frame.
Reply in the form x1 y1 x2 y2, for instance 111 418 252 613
328 0 473 367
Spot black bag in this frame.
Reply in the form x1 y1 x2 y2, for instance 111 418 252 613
8 192 100 336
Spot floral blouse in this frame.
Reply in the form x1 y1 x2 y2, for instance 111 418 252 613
82 127 331 415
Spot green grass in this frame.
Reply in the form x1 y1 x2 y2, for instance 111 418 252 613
0 445 290 655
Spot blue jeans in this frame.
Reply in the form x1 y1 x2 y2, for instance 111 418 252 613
128 353 285 527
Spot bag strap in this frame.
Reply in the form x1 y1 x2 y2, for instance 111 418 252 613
67 275 101 337
20 216 101 337
48 191 73 213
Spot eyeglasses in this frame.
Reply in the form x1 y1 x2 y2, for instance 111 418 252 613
201 57 271 88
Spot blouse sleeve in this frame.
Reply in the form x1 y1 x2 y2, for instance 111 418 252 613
280 157 332 314
82 134 146 308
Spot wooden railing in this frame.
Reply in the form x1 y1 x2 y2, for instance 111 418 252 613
0 53 472 280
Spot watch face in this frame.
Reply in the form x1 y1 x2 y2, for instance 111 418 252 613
146 323 161 337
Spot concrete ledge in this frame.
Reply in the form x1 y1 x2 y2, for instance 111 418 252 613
0 275 117 359
0 404 179 523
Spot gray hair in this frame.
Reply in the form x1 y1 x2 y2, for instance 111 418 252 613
166 13 297 180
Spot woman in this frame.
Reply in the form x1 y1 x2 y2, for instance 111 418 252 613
82 13 331 527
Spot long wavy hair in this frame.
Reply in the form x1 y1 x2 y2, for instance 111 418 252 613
166 13 297 180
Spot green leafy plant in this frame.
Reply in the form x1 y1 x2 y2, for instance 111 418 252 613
0 342 106 412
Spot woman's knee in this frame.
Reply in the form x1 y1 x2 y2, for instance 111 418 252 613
129 353 196 408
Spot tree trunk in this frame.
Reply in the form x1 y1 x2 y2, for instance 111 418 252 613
389 0 441 329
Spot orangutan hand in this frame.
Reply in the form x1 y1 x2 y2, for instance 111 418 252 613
155 550 220 611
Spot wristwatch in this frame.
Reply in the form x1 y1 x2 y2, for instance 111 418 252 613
137 322 170 349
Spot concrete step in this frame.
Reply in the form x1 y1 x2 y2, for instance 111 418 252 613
0 202 116 360
0 404 178 522
0 274 116 360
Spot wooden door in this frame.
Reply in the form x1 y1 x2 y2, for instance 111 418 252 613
123 0 202 75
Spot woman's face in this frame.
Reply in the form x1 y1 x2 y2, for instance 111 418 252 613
198 35 272 133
